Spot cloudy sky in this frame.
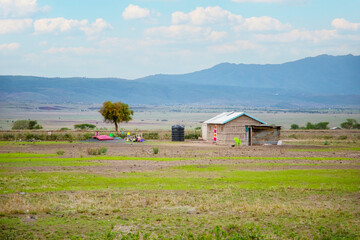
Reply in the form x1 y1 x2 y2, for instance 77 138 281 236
0 0 359 79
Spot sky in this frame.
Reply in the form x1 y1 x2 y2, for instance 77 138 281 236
0 0 359 79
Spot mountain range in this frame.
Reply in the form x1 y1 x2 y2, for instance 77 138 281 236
1 54 359 108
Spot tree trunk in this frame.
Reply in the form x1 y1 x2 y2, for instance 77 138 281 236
114 122 118 132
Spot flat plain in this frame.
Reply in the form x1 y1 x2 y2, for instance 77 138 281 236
1 103 360 130
0 133 359 239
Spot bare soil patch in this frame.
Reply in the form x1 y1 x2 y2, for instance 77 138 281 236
2 140 359 174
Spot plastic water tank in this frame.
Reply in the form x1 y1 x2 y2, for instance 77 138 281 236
172 125 185 141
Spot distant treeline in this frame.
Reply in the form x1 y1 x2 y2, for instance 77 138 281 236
291 119 360 130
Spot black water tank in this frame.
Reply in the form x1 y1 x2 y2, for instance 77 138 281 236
172 125 185 141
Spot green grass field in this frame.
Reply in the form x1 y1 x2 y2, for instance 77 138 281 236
1 150 360 239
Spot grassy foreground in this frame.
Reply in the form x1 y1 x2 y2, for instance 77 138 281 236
0 153 359 239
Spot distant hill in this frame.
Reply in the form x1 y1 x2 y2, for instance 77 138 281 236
138 54 360 95
1 54 359 107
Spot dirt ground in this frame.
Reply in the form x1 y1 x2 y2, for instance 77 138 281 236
1 140 359 174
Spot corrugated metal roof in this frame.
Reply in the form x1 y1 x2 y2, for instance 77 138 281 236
203 112 266 125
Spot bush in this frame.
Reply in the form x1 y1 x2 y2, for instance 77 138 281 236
296 122 330 130
290 124 300 130
60 128 71 131
2 133 15 141
324 140 329 145
338 135 347 140
82 132 93 140
25 133 36 140
56 150 65 156
46 133 60 141
322 135 332 140
100 147 107 155
116 132 127 139
74 123 96 130
87 147 107 155
12 120 42 130
153 147 159 154
64 133 73 142
289 134 298 139
12 120 30 130
185 133 201 139
143 132 159 140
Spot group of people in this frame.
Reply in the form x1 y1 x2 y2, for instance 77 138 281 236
94 131 144 142
129 136 143 142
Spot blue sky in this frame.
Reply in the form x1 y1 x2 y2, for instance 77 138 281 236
0 0 359 79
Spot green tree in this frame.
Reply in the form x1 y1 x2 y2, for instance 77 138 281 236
99 101 134 132
314 122 329 130
305 122 315 129
340 119 360 129
12 120 42 130
74 123 96 130
290 124 299 130
303 122 329 130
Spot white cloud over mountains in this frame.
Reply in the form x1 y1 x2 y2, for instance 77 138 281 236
255 29 338 43
209 40 260 53
122 4 150 20
0 0 49 17
171 6 291 32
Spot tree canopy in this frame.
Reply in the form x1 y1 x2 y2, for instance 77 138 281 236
289 122 329 130
340 119 360 129
74 123 96 130
12 120 42 130
99 101 134 132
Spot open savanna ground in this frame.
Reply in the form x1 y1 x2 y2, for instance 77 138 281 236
0 137 359 239
1 103 360 130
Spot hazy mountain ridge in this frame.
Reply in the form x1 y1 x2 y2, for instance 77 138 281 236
1 54 359 107
138 54 360 94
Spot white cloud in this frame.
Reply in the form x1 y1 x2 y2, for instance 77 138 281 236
208 31 228 42
122 4 150 20
232 0 282 2
0 42 20 51
80 18 112 35
0 18 32 34
34 17 111 35
209 40 260 53
44 46 97 55
332 18 360 31
242 16 292 31
145 24 211 39
171 7 289 32
256 29 338 43
0 0 50 17
34 17 87 33
172 6 242 25
232 0 308 3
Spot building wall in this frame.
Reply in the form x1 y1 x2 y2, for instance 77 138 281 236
205 115 261 144
201 123 207 140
